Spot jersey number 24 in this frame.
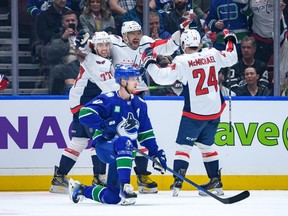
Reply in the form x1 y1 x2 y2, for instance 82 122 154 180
193 66 218 96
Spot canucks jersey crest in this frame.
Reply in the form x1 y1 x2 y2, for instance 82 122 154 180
117 112 139 140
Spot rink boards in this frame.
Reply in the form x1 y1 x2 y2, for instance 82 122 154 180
0 96 287 191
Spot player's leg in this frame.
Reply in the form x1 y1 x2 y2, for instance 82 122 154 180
69 164 121 205
69 137 136 205
114 137 137 205
50 137 88 193
197 117 224 196
170 144 193 196
91 148 107 186
83 120 108 186
170 116 201 196
133 92 158 194
50 113 89 193
134 149 158 194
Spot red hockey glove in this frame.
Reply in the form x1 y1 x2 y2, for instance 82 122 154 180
181 9 195 30
223 29 238 52
0 74 9 90
141 47 157 69
179 19 193 33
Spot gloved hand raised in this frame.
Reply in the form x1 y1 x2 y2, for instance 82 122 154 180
75 30 90 48
152 149 167 174
141 47 157 69
179 19 193 32
223 29 238 52
223 29 238 45
179 10 194 33
101 118 117 140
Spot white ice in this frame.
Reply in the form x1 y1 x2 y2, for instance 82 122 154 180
0 190 287 216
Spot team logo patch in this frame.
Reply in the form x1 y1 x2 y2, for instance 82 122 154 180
122 113 139 130
114 106 120 112
117 112 139 140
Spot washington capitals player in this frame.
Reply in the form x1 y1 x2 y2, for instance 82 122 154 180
50 31 119 193
143 29 238 196
108 20 190 193
68 65 167 205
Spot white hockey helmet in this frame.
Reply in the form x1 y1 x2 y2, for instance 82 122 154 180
180 29 201 51
121 21 142 36
91 31 111 46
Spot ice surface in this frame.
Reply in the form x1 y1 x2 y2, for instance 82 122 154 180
0 190 287 216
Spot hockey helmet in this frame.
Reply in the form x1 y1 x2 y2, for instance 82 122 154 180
121 21 142 36
91 31 111 46
114 65 140 84
180 29 201 50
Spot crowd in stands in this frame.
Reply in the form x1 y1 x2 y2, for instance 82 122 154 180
20 0 288 96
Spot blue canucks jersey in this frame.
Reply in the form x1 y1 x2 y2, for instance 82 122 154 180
79 91 159 155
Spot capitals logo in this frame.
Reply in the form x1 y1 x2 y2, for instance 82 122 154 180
117 112 139 140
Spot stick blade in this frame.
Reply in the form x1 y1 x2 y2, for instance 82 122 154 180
223 190 250 204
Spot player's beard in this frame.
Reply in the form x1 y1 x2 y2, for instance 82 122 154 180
131 40 140 50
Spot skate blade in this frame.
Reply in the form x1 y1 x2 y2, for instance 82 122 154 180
68 178 76 200
172 188 180 197
120 198 136 206
49 185 69 194
138 186 158 194
198 188 224 196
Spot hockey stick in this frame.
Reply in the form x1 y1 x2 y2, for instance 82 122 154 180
134 148 250 204
227 0 232 132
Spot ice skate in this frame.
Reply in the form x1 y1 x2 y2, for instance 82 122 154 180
137 172 158 194
49 166 69 194
170 179 183 197
170 169 186 197
68 178 85 203
92 174 107 187
120 183 137 206
198 177 224 196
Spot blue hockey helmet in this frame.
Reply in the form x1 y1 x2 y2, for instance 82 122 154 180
114 65 140 84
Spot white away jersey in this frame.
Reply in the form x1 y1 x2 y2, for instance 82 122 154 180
146 46 238 120
109 32 180 67
109 32 180 91
69 53 119 114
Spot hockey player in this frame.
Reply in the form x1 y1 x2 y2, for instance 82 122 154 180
50 31 119 193
68 65 167 205
142 29 238 196
108 20 189 193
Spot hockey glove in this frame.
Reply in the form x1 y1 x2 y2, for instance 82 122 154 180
179 13 194 33
101 118 117 140
75 30 90 48
156 55 172 67
141 47 157 69
0 74 9 90
223 29 238 52
152 149 167 174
